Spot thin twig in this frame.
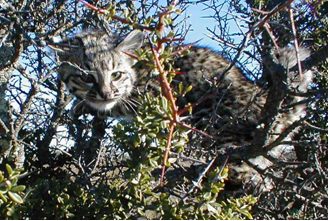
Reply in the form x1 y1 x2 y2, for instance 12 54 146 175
91 144 106 175
177 121 213 139
77 0 153 31
289 7 303 78
263 22 279 51
184 157 217 198
304 121 328 132
160 122 175 186
217 0 295 83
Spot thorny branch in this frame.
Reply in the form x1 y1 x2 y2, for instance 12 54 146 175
145 1 214 186
0 0 326 219
77 0 320 186
78 0 215 185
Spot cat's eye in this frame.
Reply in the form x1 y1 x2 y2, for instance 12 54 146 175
111 71 123 81
80 74 96 83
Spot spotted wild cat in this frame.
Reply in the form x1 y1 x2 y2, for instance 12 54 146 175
53 30 144 114
52 30 312 192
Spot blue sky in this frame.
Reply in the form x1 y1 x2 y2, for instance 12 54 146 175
174 1 246 52
182 3 219 48
151 0 228 49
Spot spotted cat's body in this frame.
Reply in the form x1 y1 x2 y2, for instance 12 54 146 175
53 30 312 192
54 31 266 119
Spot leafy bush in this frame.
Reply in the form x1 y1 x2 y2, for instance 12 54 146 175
0 0 327 219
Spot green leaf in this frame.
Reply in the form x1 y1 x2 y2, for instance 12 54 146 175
10 185 26 193
239 209 253 219
2 180 12 190
6 164 13 176
57 196 64 204
184 85 193 95
136 116 143 123
6 207 15 217
207 203 219 216
176 145 184 153
168 5 175 11
178 82 183 94
144 17 153 26
149 158 158 167
175 9 182 14
8 191 24 204
11 177 18 186
0 191 8 203
148 133 157 138
160 96 168 110
131 173 141 185
203 192 212 201
187 103 193 114
167 31 175 38
211 184 220 194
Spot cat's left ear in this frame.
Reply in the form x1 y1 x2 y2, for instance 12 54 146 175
116 30 144 51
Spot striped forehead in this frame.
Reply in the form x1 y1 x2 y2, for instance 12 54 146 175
94 51 122 70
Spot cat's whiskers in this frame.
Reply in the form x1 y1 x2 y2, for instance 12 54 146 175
128 97 141 106
120 97 138 115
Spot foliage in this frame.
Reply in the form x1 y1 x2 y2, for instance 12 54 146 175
0 0 327 220
0 164 26 219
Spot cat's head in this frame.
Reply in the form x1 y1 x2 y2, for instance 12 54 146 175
54 30 144 112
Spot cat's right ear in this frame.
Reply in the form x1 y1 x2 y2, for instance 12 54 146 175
116 30 145 52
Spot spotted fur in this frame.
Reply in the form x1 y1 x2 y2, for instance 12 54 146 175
53 30 312 192
54 30 144 115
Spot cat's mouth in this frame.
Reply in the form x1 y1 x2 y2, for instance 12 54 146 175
86 94 120 103
85 98 119 112
88 98 117 103
87 97 118 104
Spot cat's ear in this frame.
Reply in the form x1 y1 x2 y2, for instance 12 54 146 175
48 42 68 60
49 38 83 62
116 30 144 51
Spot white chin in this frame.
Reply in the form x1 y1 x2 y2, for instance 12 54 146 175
86 100 117 112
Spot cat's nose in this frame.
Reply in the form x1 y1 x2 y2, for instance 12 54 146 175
99 84 119 100
99 88 114 100
100 91 113 100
